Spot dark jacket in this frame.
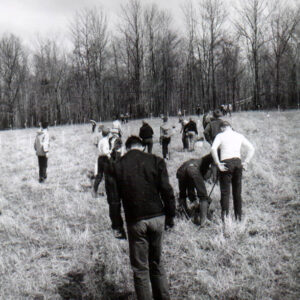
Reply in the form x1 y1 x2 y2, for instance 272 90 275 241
176 154 213 179
112 149 175 224
139 123 154 139
184 120 198 135
203 118 223 144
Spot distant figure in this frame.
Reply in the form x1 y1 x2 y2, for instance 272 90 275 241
178 109 182 118
211 121 255 222
93 127 111 193
90 120 97 133
112 116 122 137
203 109 223 145
220 105 227 116
183 117 198 151
93 124 104 148
139 120 154 153
111 136 176 300
180 119 189 151
125 112 130 123
120 114 125 124
34 121 50 183
196 105 201 117
176 154 214 226
160 116 173 160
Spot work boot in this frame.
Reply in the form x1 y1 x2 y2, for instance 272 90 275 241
199 200 208 227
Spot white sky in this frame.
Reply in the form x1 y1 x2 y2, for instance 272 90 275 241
0 0 186 49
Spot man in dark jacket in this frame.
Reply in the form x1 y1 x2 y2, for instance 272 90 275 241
183 117 198 151
203 109 223 145
139 120 154 153
111 136 175 300
176 154 213 226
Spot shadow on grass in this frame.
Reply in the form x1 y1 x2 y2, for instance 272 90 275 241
57 267 135 300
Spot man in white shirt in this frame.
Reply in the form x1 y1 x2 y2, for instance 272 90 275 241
211 121 255 221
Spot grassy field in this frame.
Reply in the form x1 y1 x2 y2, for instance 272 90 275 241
0 111 299 300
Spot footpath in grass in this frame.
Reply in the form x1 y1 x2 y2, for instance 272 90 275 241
0 111 299 299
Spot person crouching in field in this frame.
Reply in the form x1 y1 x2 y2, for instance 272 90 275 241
160 116 173 160
211 121 255 222
34 121 50 183
139 120 154 154
111 136 176 300
176 154 214 226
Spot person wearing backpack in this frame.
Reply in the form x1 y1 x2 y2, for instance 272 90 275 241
34 121 50 183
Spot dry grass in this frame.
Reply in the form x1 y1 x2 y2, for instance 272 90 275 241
0 111 299 299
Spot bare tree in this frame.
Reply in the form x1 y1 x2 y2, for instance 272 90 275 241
234 0 269 108
0 34 27 128
269 1 300 107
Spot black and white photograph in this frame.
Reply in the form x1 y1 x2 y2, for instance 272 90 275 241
0 0 299 299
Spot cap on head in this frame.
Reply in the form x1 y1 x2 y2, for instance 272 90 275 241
213 109 223 118
102 127 110 136
125 135 143 149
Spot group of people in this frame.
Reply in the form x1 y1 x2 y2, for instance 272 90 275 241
33 110 255 300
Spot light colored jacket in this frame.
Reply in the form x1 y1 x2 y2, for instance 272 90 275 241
34 129 50 156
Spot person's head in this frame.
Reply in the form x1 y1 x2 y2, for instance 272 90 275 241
163 116 168 122
213 109 223 118
142 120 147 125
102 127 110 137
220 120 231 131
41 121 48 129
98 124 104 132
125 136 143 150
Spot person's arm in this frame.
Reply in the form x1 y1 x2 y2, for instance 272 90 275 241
241 136 255 170
211 135 228 172
157 159 176 228
43 132 50 155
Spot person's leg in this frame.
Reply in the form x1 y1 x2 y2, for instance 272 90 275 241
42 156 48 179
127 220 152 300
232 160 243 221
178 178 189 216
38 156 43 182
148 216 170 300
94 156 105 192
148 138 153 154
219 170 232 221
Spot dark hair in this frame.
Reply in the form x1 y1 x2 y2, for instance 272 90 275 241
213 109 223 118
125 136 143 149
41 121 48 129
163 116 168 122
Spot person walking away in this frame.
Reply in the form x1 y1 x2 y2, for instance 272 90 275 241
139 120 154 153
211 121 255 222
111 136 176 300
160 116 173 160
112 115 122 137
184 117 198 151
176 154 214 226
180 119 189 151
34 121 50 183
90 120 97 133
203 109 223 145
93 127 111 195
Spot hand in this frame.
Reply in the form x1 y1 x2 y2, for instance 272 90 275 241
113 228 127 240
217 162 228 172
242 162 248 171
165 216 174 230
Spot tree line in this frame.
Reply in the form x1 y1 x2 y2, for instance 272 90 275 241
0 0 299 129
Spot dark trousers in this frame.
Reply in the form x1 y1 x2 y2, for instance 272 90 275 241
182 134 188 150
178 167 208 202
94 156 107 192
219 158 243 221
161 137 170 159
38 156 48 180
127 216 170 300
143 138 153 154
